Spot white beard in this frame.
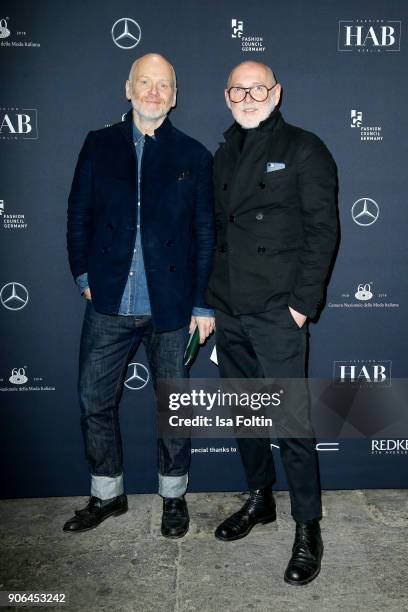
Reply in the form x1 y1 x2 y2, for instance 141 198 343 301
232 97 276 129
130 98 168 122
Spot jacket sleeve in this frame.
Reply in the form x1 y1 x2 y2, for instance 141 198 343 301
288 136 338 319
66 131 94 280
192 148 215 309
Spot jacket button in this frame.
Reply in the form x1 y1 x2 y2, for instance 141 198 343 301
229 215 235 222
219 246 226 253
257 246 266 255
256 213 264 221
165 240 174 247
223 184 228 191
101 247 110 254
169 265 176 272
107 222 114 230
259 182 266 189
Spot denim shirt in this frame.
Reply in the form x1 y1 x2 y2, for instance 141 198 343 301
76 121 213 318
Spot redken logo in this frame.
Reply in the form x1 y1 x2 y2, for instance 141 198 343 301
371 440 408 455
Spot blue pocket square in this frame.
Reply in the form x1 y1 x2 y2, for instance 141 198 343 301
266 162 286 172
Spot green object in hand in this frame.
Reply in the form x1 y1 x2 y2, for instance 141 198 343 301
184 326 200 367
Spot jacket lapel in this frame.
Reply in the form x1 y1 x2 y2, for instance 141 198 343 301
220 110 285 213
117 109 136 153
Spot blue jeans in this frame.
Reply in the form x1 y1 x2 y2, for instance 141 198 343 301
78 301 190 499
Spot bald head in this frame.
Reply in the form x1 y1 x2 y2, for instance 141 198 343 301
125 52 177 135
227 61 276 89
128 53 177 89
224 61 281 129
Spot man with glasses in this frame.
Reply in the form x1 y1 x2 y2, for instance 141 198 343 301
206 61 338 585
65 53 214 538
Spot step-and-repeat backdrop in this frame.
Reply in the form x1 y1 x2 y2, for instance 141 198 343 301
1 0 407 498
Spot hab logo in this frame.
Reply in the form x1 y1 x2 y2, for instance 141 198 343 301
0 282 29 310
351 110 363 128
124 362 150 390
9 367 28 385
0 18 10 38
333 360 392 386
351 198 379 226
231 19 243 38
112 18 141 49
371 439 408 455
338 20 401 52
355 283 373 301
0 108 38 140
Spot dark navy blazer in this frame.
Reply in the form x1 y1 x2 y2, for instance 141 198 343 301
67 110 215 331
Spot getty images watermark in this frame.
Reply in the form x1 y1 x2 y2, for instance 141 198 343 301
167 387 282 429
157 378 408 439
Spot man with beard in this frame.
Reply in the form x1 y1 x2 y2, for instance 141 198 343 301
65 53 215 537
206 61 338 585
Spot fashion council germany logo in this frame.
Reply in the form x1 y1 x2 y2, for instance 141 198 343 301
351 198 379 226
231 19 243 38
230 18 265 52
0 282 29 310
338 20 401 52
124 363 150 390
350 110 384 142
0 198 28 230
112 18 141 49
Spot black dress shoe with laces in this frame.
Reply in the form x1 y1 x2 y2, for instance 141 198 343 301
284 519 323 586
161 496 189 538
63 494 128 533
215 486 276 541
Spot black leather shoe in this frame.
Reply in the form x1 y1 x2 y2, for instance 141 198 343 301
215 486 276 541
161 496 189 538
284 519 323 585
63 494 128 533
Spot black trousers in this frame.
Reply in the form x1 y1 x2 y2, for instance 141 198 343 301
215 305 322 522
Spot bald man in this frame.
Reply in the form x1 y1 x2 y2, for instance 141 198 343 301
66 54 214 537
206 61 338 585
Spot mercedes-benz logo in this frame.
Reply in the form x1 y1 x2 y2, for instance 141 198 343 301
0 282 29 310
124 362 150 390
112 18 141 49
351 198 379 226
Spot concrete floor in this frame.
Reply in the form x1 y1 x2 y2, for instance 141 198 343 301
0 490 407 611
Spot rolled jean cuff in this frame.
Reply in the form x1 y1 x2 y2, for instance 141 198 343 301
91 473 124 500
158 473 188 498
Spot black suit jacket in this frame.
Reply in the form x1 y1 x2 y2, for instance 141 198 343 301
205 109 338 319
67 111 214 331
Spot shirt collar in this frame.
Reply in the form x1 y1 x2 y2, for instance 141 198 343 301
132 121 146 145
223 107 284 141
